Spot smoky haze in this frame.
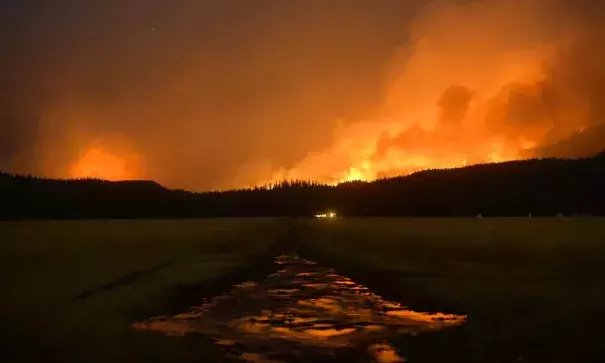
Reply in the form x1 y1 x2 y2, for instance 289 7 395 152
1 0 605 190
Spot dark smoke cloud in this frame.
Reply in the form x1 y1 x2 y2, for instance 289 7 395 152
437 86 474 127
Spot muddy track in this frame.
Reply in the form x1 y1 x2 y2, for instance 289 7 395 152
71 225 294 305
72 261 175 301
133 223 467 363
295 236 467 315
148 237 289 319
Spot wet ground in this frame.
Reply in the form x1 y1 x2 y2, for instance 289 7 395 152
133 252 466 362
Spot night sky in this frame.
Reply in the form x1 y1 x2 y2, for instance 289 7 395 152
1 1 605 190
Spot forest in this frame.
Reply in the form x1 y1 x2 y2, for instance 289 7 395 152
2 152 604 219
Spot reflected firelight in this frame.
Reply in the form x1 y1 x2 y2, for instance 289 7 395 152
132 253 466 362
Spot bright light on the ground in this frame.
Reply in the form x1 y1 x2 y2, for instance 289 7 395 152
315 212 337 219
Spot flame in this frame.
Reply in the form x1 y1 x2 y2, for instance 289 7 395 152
340 164 371 183
261 127 534 186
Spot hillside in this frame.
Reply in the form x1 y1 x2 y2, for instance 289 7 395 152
530 124 605 159
2 152 604 219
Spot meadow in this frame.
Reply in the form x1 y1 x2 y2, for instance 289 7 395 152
2 217 604 362
1 219 283 362
301 218 605 362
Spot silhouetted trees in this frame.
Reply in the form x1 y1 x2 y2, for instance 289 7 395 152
2 153 605 219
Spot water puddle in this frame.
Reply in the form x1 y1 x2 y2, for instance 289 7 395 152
133 253 466 362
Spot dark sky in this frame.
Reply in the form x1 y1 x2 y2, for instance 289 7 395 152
1 1 604 190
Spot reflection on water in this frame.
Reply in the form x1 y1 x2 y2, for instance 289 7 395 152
133 254 466 362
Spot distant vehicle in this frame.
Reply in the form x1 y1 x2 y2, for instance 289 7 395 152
315 211 337 219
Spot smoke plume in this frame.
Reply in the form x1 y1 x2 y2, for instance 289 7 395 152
260 0 605 186
2 0 605 190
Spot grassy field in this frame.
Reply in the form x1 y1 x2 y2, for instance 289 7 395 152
301 218 605 362
0 219 283 363
3 218 605 362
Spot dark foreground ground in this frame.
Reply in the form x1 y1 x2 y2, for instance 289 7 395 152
2 218 605 362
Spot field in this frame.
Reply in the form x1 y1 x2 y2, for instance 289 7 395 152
1 219 283 362
2 218 605 362
301 218 605 362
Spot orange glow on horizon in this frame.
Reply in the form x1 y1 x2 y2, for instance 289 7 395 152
69 148 133 181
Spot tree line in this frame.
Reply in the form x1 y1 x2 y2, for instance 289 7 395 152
1 153 604 219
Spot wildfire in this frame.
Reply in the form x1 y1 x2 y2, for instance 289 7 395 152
339 163 373 184
250 0 573 189
70 147 133 181
261 133 535 187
